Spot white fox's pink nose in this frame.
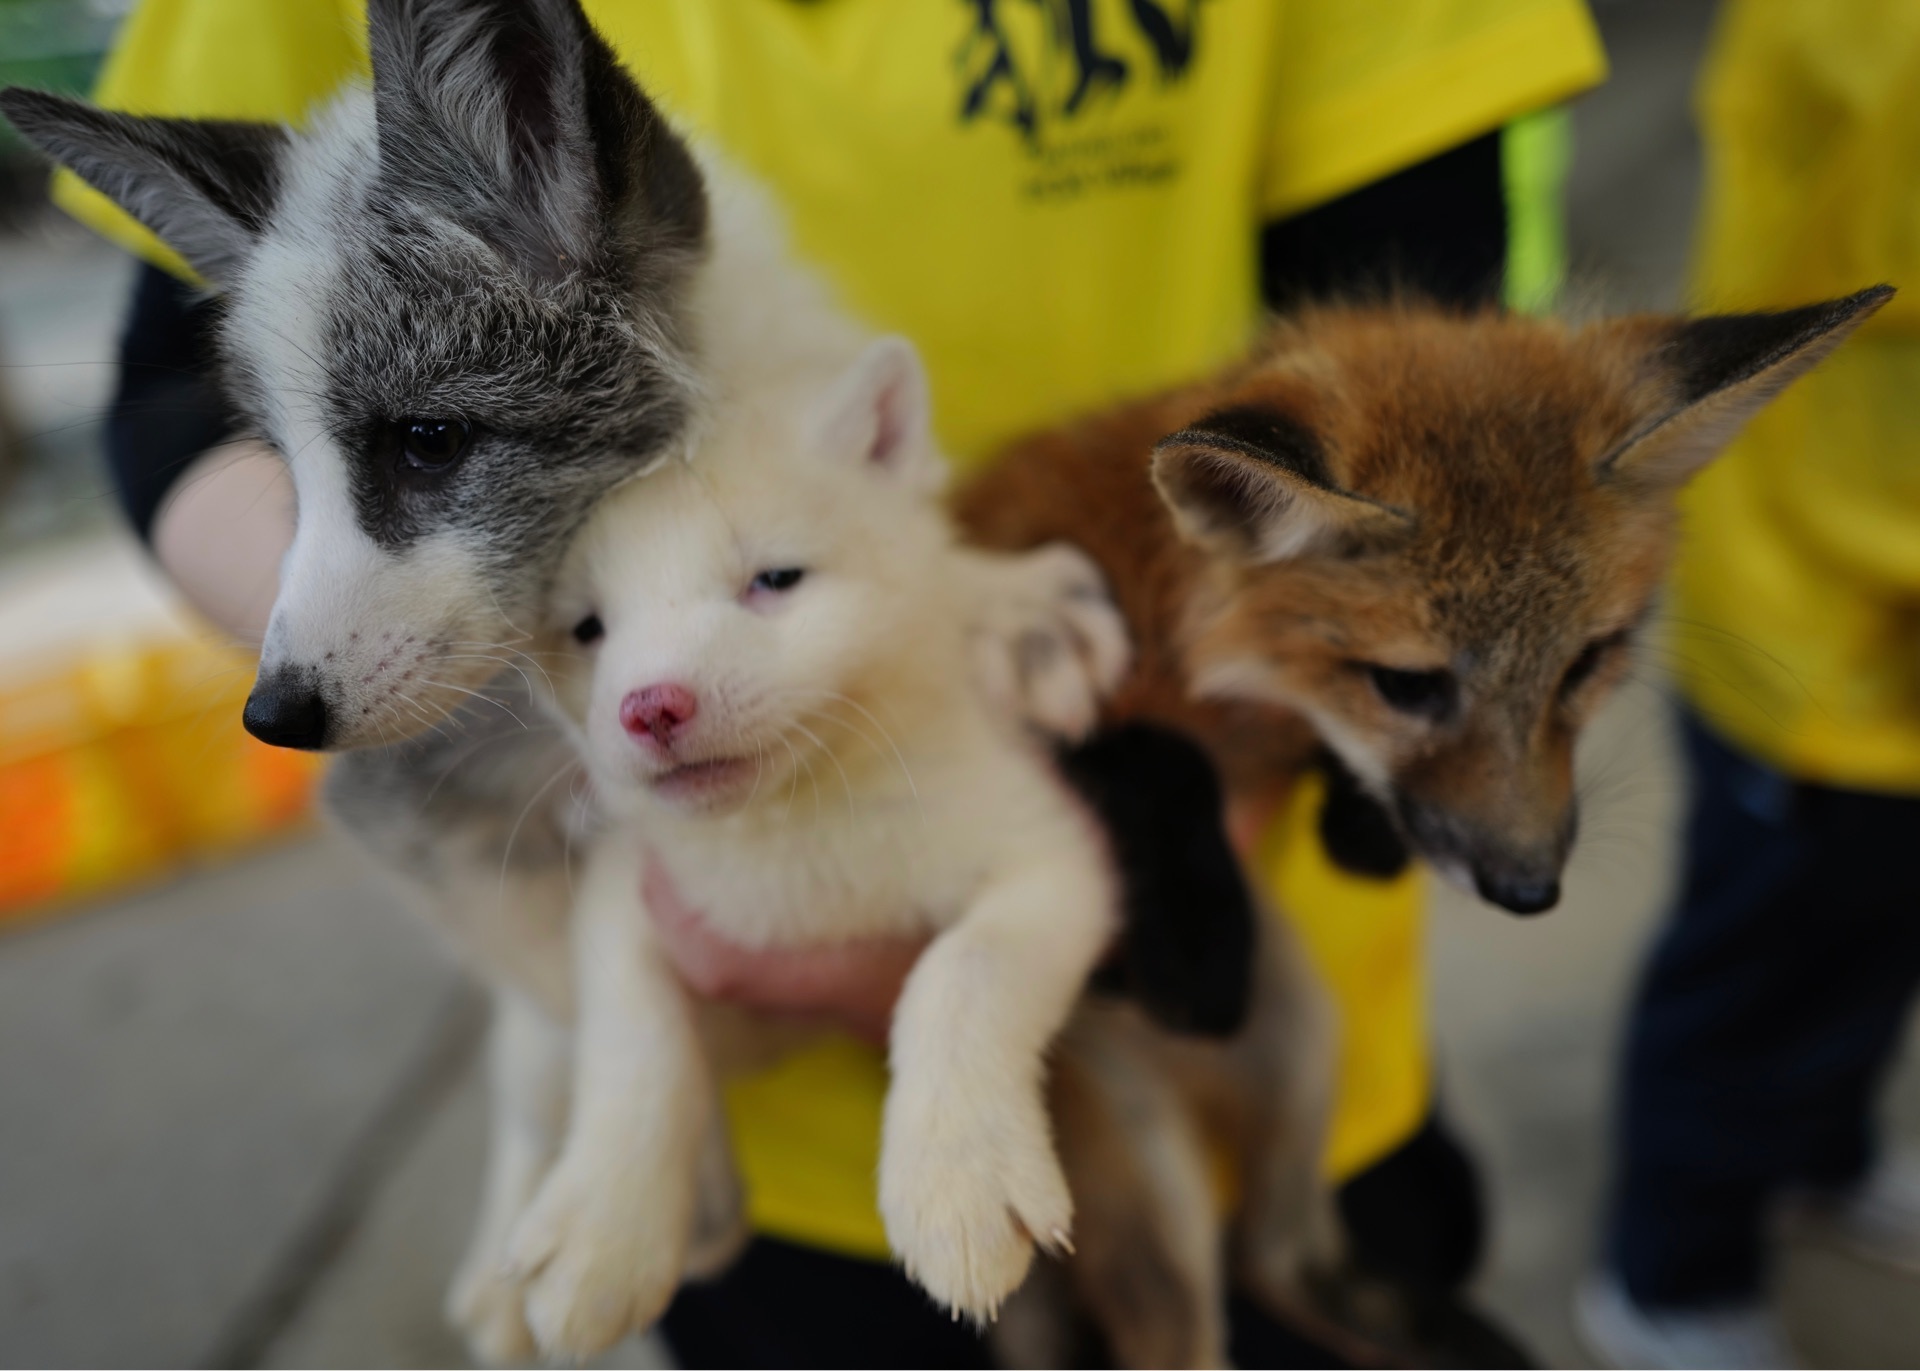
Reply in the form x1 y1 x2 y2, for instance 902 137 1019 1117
620 683 698 745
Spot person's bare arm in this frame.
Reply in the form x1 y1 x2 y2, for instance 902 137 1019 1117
150 439 292 644
107 265 289 644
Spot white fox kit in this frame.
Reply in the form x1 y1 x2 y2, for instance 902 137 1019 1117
503 336 1118 1354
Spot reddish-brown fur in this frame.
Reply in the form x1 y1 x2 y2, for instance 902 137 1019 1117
962 292 1888 1367
958 364 1321 791
956 296 1887 904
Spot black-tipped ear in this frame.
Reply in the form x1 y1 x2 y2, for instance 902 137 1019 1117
1151 405 1409 563
1602 285 1895 488
0 87 284 286
365 0 705 281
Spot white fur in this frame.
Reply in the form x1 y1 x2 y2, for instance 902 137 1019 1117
500 337 1119 1355
445 988 569 1364
242 103 1134 1358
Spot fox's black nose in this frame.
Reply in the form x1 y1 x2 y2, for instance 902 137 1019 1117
1475 871 1561 916
243 673 330 750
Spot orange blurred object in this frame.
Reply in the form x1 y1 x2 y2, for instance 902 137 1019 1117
0 635 321 925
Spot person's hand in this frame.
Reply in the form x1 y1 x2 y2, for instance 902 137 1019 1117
151 439 293 645
642 855 929 1046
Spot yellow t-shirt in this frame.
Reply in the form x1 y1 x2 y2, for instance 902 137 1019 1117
1673 0 1920 792
56 0 1605 1259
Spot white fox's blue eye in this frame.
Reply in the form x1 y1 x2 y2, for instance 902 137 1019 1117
752 568 805 593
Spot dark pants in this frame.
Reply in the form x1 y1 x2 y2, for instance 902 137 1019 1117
1607 711 1920 1307
661 1113 1489 1368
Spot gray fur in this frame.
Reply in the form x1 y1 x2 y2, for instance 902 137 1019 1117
226 0 709 569
325 674 582 878
280 210 690 563
364 0 707 283
0 88 286 286
3 0 712 748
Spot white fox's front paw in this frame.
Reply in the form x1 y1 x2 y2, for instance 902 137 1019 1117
880 1090 1073 1320
446 1254 534 1367
506 1151 684 1360
967 542 1131 742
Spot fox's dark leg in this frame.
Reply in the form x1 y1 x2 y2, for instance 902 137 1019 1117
1229 917 1343 1307
1053 1007 1226 1369
1058 722 1255 1037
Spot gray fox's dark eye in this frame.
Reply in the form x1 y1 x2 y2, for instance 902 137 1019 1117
389 418 472 473
572 614 604 645
752 568 805 593
1366 664 1455 720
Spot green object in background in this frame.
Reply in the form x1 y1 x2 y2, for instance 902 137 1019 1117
1503 107 1574 316
0 0 126 146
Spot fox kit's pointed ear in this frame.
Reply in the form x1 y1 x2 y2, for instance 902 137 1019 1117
0 88 284 287
1603 285 1895 489
366 0 706 281
1151 406 1409 562
814 337 941 488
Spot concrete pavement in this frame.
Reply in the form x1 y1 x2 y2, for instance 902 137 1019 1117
0 836 469 1367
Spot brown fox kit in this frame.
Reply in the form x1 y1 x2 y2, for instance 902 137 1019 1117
960 286 1893 1365
963 289 1892 906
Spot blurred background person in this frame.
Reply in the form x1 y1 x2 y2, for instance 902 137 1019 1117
1580 2 1920 1366
47 0 1602 1364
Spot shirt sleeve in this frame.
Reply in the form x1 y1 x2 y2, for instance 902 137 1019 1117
1260 129 1506 309
107 264 240 540
49 0 369 278
1261 0 1607 219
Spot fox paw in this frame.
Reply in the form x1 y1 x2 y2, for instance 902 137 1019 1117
684 1141 749 1282
445 1256 534 1368
506 1154 682 1360
880 1094 1073 1320
967 542 1131 742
